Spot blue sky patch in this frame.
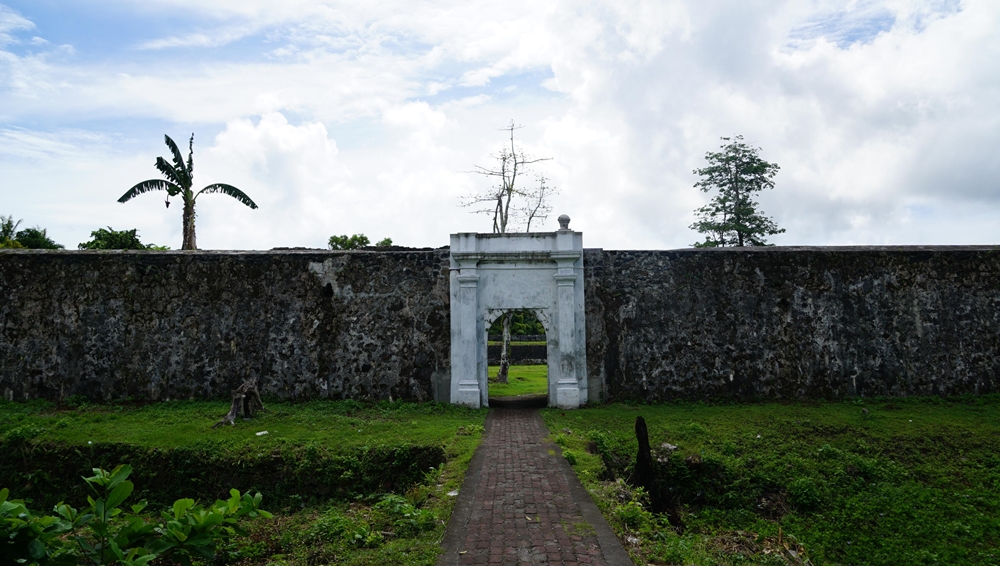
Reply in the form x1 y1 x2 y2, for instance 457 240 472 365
789 7 896 49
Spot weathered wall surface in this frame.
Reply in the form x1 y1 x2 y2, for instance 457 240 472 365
4 246 1000 403
0 250 451 402
585 247 1000 402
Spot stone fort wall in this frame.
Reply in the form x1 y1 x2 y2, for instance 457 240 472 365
584 246 1000 401
2 246 999 402
0 249 451 402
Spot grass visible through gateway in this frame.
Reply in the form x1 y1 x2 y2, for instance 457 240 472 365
488 364 547 397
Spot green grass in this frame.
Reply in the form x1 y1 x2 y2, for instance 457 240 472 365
487 340 547 346
543 396 1000 565
0 399 487 566
0 398 476 450
488 364 548 397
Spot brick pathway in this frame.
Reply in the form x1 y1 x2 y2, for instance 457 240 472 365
438 409 633 566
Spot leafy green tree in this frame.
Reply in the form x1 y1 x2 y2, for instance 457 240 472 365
78 227 168 250
0 215 23 248
690 135 784 247
327 234 395 250
488 310 544 337
328 234 370 250
119 134 258 250
14 227 64 249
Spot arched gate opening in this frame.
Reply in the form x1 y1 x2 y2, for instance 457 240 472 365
486 309 548 406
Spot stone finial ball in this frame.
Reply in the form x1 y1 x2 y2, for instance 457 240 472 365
558 214 571 230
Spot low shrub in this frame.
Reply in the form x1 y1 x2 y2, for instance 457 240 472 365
1 464 270 566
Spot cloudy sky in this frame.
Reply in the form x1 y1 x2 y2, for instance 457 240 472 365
1 0 997 250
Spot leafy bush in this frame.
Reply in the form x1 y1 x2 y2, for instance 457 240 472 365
0 488 76 566
373 494 435 537
615 500 651 531
77 228 167 250
304 493 435 552
4 425 44 442
1 464 270 566
787 477 821 511
14 227 63 249
328 235 394 250
328 234 370 250
562 449 578 466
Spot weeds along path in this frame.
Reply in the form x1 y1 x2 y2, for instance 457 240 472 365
439 409 633 566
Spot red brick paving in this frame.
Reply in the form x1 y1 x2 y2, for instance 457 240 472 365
445 409 613 565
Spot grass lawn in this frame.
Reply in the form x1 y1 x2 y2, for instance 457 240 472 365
487 340 547 346
488 364 548 397
0 399 487 566
0 398 477 450
543 396 1000 566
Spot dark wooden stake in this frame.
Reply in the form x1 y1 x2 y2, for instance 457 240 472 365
634 416 684 530
635 416 654 493
212 378 265 428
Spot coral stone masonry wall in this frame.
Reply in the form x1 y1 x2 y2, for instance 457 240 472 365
3 246 1000 403
584 246 1000 402
0 249 451 402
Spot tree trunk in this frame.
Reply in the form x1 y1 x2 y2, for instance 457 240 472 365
182 198 197 250
496 313 511 384
212 378 265 428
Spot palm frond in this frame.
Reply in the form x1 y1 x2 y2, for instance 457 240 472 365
196 184 258 209
163 135 191 187
118 180 179 203
155 157 187 190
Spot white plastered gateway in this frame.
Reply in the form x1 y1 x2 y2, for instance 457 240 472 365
448 215 586 409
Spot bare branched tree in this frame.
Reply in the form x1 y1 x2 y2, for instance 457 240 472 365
523 175 559 232
463 121 552 234
462 121 557 385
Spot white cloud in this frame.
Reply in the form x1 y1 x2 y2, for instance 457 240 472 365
138 26 258 50
3 0 1000 251
0 4 32 46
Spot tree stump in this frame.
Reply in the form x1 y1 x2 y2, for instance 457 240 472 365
212 378 265 428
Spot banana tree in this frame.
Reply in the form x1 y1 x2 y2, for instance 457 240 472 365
119 134 257 250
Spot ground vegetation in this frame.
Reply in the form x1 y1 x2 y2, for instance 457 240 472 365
0 399 486 565
544 396 1000 565
488 365 547 398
